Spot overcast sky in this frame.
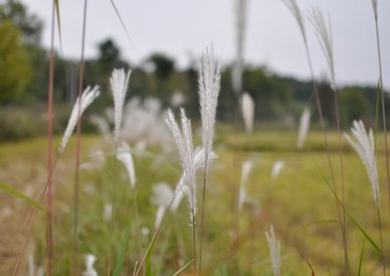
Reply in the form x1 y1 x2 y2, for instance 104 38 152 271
22 0 390 89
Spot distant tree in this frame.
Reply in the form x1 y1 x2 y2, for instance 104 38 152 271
0 20 32 103
148 53 175 80
95 38 129 104
97 39 121 73
0 0 43 46
340 87 370 126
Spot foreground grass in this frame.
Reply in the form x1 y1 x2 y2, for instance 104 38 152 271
0 131 388 275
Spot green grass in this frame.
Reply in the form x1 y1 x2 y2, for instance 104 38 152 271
0 130 388 275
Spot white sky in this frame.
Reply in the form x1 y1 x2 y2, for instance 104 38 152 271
22 0 390 88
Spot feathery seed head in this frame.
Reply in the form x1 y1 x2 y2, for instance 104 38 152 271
297 107 311 149
116 142 136 187
165 108 197 215
344 120 380 206
309 8 336 91
242 92 255 133
82 254 97 276
59 85 100 154
271 161 284 179
198 48 221 154
265 225 281 276
171 147 217 212
111 68 131 142
282 0 307 43
238 160 253 211
152 183 174 207
151 183 174 228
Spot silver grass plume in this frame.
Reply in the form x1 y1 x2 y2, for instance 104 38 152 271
297 107 311 149
82 254 98 276
282 0 307 44
242 92 255 133
27 254 35 276
271 161 284 179
103 203 112 222
198 48 221 154
233 0 247 95
344 120 380 207
171 148 217 211
309 8 336 91
166 109 196 216
265 225 281 276
111 68 131 142
116 142 136 187
90 114 111 140
238 160 253 211
151 182 174 229
59 85 100 153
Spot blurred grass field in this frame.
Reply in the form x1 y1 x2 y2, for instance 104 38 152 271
0 130 388 275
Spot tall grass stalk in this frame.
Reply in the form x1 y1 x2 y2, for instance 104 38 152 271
282 0 336 183
73 0 89 274
45 1 56 274
370 0 390 209
265 225 281 276
197 49 221 273
165 109 197 271
283 1 350 272
344 120 385 275
232 0 247 96
308 7 350 274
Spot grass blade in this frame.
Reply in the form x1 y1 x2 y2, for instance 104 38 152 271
358 239 366 276
172 259 194 276
0 182 45 212
318 167 382 255
109 0 134 44
54 0 63 54
113 221 132 276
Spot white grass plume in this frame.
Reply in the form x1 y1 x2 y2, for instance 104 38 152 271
151 182 174 229
90 114 111 140
282 0 307 43
297 107 311 149
171 148 217 211
233 0 247 94
242 92 255 133
59 86 100 153
111 68 131 142
344 120 380 207
165 109 196 216
309 8 336 91
265 225 281 276
82 254 97 276
198 48 221 153
238 160 253 211
271 161 284 179
116 142 136 187
103 203 112 222
27 253 35 276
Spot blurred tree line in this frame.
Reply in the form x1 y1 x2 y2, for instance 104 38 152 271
0 0 388 140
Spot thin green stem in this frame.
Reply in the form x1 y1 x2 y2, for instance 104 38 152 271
72 0 88 274
374 14 390 209
198 151 209 274
46 1 56 275
376 204 386 275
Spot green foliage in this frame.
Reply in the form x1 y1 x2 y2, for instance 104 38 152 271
148 53 175 80
0 0 43 45
340 87 371 126
0 20 32 103
0 181 45 211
